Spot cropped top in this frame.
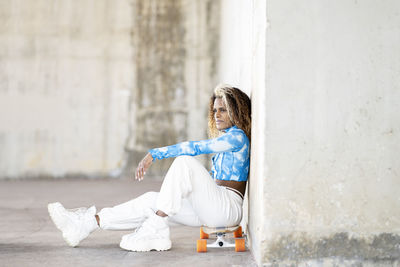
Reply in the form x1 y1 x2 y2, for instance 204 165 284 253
148 125 250 182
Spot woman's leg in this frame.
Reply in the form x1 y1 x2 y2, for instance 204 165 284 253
168 198 202 227
98 191 202 230
120 156 243 252
48 190 202 248
156 155 243 227
48 192 160 247
97 191 157 230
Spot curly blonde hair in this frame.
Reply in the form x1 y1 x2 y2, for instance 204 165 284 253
208 84 251 141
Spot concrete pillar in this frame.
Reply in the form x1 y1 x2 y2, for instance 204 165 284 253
218 0 267 259
257 1 400 264
220 0 400 265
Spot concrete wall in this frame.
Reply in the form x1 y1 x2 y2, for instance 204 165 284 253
0 0 134 178
125 0 220 175
261 1 400 264
220 0 400 265
218 0 267 261
0 0 220 179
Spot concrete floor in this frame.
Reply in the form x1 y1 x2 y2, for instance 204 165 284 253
0 178 256 267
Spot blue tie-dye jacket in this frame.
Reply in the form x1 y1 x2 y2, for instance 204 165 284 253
148 126 250 182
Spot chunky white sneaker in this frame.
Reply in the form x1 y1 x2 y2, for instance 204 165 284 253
48 202 98 247
119 210 171 252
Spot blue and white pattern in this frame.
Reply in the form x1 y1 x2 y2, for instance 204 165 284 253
149 126 250 182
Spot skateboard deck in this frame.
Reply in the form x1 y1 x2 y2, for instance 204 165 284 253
196 225 245 252
201 225 241 235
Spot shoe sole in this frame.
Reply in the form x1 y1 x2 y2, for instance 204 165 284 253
48 202 79 247
120 238 172 252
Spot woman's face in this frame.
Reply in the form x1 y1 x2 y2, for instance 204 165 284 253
213 97 233 131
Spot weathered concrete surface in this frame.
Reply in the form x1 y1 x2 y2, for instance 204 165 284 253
219 0 267 263
0 178 256 266
0 0 134 179
218 3 268 263
127 0 220 175
219 0 400 265
0 0 220 179
265 232 400 266
259 1 400 263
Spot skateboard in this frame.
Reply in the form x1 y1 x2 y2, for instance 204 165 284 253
196 225 246 252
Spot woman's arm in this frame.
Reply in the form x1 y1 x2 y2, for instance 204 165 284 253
134 128 248 181
149 128 247 161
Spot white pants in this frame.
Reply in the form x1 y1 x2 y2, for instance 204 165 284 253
98 156 243 229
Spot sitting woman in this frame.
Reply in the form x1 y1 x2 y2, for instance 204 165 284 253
48 84 251 252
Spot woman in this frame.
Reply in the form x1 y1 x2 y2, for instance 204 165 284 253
48 84 251 252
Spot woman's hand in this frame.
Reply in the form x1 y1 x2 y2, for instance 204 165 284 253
135 153 153 181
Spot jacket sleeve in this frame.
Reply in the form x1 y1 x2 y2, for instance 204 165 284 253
148 129 246 161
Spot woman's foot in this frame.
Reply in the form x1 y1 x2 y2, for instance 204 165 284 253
48 202 98 247
119 210 171 252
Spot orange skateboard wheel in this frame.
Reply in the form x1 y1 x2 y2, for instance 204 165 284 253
233 226 242 238
200 227 209 239
197 239 207 252
235 238 245 252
